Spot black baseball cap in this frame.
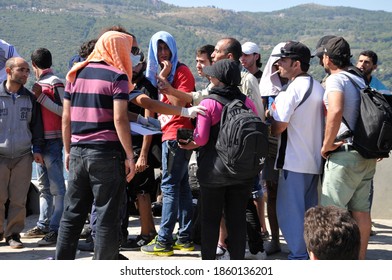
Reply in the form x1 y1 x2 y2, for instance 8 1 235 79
323 36 352 60
312 35 336 58
272 41 311 64
203 59 241 86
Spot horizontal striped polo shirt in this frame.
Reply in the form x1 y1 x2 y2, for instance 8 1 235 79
64 61 129 146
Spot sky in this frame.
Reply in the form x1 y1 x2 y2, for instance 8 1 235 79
161 0 392 13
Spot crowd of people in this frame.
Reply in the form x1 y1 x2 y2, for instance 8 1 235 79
0 26 390 260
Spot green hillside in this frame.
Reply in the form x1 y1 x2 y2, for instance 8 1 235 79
1 0 391 88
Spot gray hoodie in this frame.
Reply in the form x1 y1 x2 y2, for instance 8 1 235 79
0 81 44 158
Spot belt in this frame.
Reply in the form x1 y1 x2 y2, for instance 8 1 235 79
334 144 355 153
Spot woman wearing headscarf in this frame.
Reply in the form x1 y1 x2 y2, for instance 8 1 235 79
180 59 258 260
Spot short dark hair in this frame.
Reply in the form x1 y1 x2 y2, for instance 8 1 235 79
359 50 378 65
196 44 215 64
99 25 134 38
304 205 360 260
329 56 351 69
31 48 52 69
222 37 242 61
79 39 97 59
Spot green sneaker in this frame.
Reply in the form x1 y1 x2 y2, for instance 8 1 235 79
173 240 194 251
141 236 173 256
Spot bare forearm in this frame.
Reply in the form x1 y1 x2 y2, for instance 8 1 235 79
62 100 71 154
323 111 342 148
114 101 134 159
166 86 193 103
132 94 182 115
271 119 288 136
140 109 154 157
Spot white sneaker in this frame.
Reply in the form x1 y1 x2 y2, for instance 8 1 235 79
245 249 267 260
216 245 230 260
216 250 230 260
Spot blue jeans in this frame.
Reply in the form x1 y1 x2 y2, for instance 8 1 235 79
277 170 319 260
36 139 66 232
158 140 193 244
56 145 126 260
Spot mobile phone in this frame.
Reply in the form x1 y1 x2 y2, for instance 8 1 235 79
176 128 193 144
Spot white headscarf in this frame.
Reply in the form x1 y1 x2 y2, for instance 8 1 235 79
259 42 286 97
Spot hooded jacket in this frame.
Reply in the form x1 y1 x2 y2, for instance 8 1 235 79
0 81 44 158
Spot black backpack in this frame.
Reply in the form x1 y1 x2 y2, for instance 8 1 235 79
208 94 269 179
342 73 392 159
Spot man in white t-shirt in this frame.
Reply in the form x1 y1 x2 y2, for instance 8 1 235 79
266 41 325 260
0 39 20 82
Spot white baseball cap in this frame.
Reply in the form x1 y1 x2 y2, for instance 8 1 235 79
242 42 260 55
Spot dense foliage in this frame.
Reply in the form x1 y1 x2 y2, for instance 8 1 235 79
1 0 391 88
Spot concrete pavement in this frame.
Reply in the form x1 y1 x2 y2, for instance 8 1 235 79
0 214 391 260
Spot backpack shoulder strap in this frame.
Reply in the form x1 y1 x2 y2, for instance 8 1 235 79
339 72 365 132
208 94 231 105
295 77 313 110
347 65 369 85
341 72 363 90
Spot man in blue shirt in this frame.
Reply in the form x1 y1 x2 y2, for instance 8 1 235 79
356 50 391 95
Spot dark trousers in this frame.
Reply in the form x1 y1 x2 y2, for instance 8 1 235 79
246 198 265 254
200 183 252 260
56 145 126 260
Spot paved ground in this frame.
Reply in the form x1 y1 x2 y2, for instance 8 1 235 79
0 214 391 260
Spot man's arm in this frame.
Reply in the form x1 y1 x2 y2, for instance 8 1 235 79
158 79 193 104
62 99 71 171
242 73 266 121
137 108 154 174
157 75 209 106
157 60 188 106
130 93 205 118
321 90 345 158
270 119 288 136
32 81 64 116
114 99 136 182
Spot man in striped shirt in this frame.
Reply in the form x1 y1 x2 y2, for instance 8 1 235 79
55 31 136 260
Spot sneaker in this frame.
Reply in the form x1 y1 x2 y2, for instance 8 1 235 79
173 239 194 251
37 231 58 246
120 235 152 251
245 249 267 260
216 244 230 260
370 223 377 236
265 240 281 256
261 230 270 241
141 236 173 256
24 226 47 238
6 234 24 249
78 235 94 252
